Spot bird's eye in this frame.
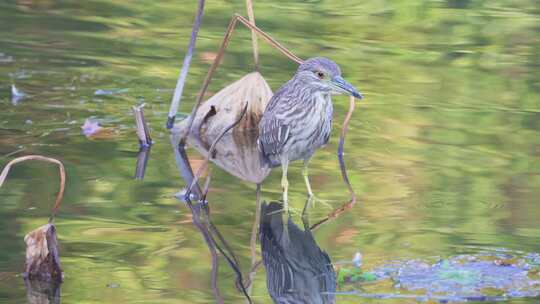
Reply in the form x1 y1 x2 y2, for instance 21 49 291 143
316 71 325 79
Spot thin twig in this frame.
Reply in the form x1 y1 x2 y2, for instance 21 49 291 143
0 155 66 223
310 96 356 230
201 171 212 203
166 0 206 129
234 14 302 64
191 203 225 304
180 14 302 144
245 0 259 69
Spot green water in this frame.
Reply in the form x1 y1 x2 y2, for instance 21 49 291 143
0 0 539 303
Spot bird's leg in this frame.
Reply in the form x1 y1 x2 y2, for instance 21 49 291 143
281 159 289 211
301 196 314 230
302 158 313 197
302 158 334 210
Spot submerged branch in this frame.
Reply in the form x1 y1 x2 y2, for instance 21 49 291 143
134 146 151 180
174 141 251 303
311 96 357 230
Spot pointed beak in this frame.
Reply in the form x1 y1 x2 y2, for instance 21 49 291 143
331 76 363 100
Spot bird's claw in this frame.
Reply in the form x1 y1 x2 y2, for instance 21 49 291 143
307 194 334 210
267 204 303 216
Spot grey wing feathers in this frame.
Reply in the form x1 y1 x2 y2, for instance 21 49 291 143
260 118 289 155
259 117 289 159
258 80 295 166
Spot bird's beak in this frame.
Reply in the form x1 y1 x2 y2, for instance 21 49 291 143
330 76 363 100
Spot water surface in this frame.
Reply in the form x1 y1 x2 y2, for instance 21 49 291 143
0 0 539 303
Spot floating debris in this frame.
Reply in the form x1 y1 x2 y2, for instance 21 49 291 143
0 53 14 63
339 250 540 302
337 267 377 284
11 85 25 97
94 88 128 96
389 254 540 298
9 70 32 79
11 84 27 104
80 119 119 139
80 119 102 136
352 252 362 268
335 252 376 284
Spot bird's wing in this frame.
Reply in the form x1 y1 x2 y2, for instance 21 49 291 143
259 115 290 157
258 80 297 161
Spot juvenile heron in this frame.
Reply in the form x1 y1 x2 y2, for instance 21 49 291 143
259 57 362 209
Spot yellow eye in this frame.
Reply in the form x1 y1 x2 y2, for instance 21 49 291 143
316 71 324 79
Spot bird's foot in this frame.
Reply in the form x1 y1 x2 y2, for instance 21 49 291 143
266 202 302 216
307 194 334 210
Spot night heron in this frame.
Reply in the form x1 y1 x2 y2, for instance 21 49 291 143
260 201 336 303
259 57 362 209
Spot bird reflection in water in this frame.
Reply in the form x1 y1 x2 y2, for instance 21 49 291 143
171 125 343 303
261 200 336 304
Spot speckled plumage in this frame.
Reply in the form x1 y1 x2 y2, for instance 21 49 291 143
259 57 341 167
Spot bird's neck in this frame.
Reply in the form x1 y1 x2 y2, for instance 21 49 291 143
310 91 330 104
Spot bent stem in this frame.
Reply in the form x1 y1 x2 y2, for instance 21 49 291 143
0 155 66 223
310 96 357 231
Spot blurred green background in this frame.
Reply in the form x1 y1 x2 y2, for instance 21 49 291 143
0 0 539 303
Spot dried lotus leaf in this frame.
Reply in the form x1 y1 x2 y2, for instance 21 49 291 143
190 71 272 136
172 72 272 183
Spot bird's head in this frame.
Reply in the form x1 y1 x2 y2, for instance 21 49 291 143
295 57 363 99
